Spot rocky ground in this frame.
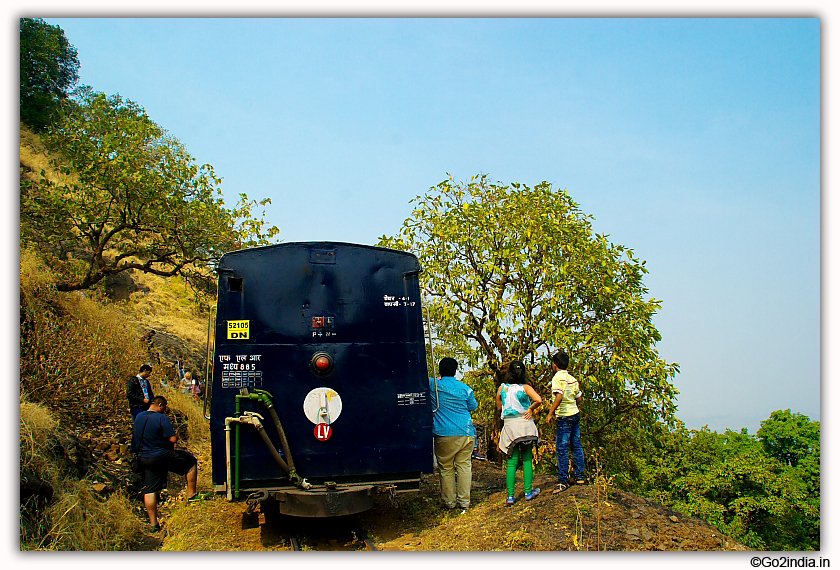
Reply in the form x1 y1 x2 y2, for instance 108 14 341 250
363 460 749 551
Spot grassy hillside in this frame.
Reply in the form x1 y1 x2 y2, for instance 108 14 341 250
20 400 142 550
19 246 215 549
20 123 217 549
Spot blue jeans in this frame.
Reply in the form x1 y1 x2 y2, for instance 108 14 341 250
555 412 585 482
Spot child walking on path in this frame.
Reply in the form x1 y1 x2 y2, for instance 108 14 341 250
496 361 542 505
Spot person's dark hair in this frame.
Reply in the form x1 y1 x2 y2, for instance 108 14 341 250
552 351 569 370
151 395 168 407
438 357 458 377
139 364 152 373
505 360 529 385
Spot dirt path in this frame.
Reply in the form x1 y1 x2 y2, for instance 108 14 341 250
146 460 748 551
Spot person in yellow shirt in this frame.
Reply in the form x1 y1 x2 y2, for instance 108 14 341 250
546 351 585 493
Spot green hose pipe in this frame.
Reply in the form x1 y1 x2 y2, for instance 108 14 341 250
250 390 296 472
233 391 275 499
236 390 302 487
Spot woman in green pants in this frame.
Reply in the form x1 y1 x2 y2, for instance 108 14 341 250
496 361 543 505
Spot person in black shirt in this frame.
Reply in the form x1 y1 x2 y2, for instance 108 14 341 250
126 364 155 420
131 395 199 531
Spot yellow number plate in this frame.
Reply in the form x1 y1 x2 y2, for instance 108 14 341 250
227 320 250 340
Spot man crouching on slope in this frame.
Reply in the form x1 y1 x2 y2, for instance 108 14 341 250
131 395 200 532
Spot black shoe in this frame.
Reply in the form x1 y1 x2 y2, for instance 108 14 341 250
552 482 570 494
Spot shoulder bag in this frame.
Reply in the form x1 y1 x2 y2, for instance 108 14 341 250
130 414 152 473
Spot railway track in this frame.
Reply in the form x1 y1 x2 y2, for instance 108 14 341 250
288 525 377 551
358 526 378 551
264 508 378 551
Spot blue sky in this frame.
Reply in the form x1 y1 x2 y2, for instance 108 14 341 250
31 17 821 435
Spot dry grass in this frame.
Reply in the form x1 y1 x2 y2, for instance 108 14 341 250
20 248 148 421
20 401 61 480
38 481 142 551
160 497 285 551
20 400 142 550
125 270 215 348
20 123 64 186
164 386 211 443
20 243 216 551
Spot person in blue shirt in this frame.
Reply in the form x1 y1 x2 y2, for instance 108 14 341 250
131 395 200 532
429 357 477 510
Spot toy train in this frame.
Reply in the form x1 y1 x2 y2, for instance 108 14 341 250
206 242 434 517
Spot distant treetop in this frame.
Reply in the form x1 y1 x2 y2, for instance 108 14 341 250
20 18 80 131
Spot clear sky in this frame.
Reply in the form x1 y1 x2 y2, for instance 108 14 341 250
33 17 821 435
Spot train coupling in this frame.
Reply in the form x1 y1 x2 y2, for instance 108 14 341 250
245 489 270 514
374 484 399 507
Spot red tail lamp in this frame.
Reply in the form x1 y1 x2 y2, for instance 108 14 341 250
311 352 333 375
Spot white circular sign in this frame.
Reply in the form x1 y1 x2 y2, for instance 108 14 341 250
303 387 342 425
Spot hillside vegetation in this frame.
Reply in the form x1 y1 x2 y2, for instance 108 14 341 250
19 246 215 549
19 29 818 546
21 123 814 552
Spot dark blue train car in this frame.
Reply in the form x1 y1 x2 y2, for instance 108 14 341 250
208 242 433 517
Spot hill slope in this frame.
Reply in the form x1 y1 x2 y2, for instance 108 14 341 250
367 461 748 551
151 460 748 551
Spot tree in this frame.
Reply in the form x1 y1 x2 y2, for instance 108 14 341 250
20 18 80 132
756 409 820 468
638 419 819 550
379 174 679 477
756 409 820 544
20 88 278 292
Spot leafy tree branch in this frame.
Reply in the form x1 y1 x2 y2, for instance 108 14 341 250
379 174 679 471
20 88 279 292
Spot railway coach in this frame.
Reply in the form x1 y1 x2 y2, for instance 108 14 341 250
206 242 434 517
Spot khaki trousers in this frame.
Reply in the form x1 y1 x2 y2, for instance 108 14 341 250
434 435 474 508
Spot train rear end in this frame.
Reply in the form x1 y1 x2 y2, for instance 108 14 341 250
208 242 433 517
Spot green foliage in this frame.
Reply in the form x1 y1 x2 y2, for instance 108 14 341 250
379 174 678 478
20 88 279 291
756 409 820 548
20 18 79 132
637 416 819 550
757 409 820 468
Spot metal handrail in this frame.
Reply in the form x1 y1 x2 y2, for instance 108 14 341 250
425 304 440 413
203 305 215 420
